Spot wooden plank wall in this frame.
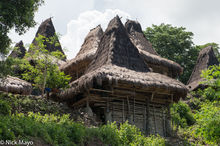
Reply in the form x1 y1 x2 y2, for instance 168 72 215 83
102 96 169 137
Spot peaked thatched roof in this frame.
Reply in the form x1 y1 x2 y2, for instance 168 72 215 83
9 41 26 59
86 16 150 73
0 76 32 95
59 16 187 100
60 25 103 80
125 20 183 76
125 20 157 55
187 46 219 91
29 18 66 60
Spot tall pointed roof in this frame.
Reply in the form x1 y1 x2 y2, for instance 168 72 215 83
125 19 183 77
76 25 103 59
60 25 103 81
86 16 150 73
125 20 157 55
29 18 66 60
9 41 26 59
187 46 219 91
59 16 187 100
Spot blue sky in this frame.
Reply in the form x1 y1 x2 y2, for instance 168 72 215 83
9 0 220 59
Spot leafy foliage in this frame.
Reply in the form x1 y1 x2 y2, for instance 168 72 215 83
144 23 200 83
170 101 195 128
0 113 165 146
19 34 71 97
99 121 165 146
0 92 165 145
0 100 11 116
175 65 220 145
0 0 44 55
200 65 220 101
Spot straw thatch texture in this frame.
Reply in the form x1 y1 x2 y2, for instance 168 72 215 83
60 65 187 100
86 16 149 73
0 76 32 95
29 18 66 60
187 46 219 91
60 25 103 81
9 41 26 59
125 20 182 77
60 16 187 100
125 20 157 55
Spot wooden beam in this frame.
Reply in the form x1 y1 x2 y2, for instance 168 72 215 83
72 97 87 108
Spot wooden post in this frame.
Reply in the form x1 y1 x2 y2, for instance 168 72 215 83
122 99 125 122
146 97 150 135
153 105 157 135
107 96 109 112
143 100 147 131
165 102 172 137
163 107 166 137
127 96 130 115
151 92 155 101
133 96 135 123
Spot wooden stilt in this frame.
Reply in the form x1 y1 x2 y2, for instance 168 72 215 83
122 99 124 122
133 96 135 123
146 97 150 135
153 105 157 135
143 101 146 131
163 107 166 137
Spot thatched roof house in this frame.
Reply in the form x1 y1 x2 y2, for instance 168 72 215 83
125 20 182 78
187 46 219 91
60 25 103 81
9 41 26 59
28 18 66 60
59 16 187 136
0 76 32 95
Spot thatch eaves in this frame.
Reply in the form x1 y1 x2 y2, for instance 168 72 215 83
125 20 183 77
59 16 187 100
187 46 219 91
60 65 187 100
60 25 103 81
0 76 32 95
9 41 26 59
29 18 66 60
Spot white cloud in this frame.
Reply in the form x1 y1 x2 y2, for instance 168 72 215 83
60 9 131 60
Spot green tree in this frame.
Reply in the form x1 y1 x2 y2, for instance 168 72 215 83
20 34 71 97
0 0 44 56
144 23 200 84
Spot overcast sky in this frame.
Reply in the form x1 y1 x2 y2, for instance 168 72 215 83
9 0 220 59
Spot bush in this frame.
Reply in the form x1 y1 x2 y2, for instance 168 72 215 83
192 102 220 144
0 100 11 116
170 101 195 128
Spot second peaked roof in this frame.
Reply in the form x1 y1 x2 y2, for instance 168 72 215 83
9 41 26 59
187 46 219 91
60 25 103 71
29 18 66 60
59 16 187 100
125 20 183 75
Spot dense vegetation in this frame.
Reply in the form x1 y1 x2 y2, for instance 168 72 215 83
0 92 165 146
144 24 220 84
170 65 220 145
